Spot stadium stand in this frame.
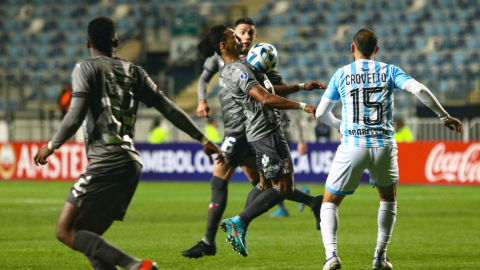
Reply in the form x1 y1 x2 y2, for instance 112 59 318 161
249 0 480 108
1 0 479 142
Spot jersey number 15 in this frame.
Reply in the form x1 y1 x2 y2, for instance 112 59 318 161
350 87 383 125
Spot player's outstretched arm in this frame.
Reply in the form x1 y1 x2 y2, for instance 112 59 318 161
248 85 317 120
151 95 225 164
34 96 89 166
315 97 341 130
273 81 327 97
404 80 462 133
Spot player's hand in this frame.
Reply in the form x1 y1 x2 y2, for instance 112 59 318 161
33 145 54 166
443 117 462 133
304 104 317 121
203 141 226 164
297 142 308 155
197 100 210 118
304 80 327 91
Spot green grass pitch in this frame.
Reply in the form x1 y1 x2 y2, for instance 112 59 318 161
0 181 479 270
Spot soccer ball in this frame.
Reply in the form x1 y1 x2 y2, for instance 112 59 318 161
247 43 278 73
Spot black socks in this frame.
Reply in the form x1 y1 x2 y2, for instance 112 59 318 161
238 187 284 225
203 176 228 245
287 187 318 209
72 230 137 269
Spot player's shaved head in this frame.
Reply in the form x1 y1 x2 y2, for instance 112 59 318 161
88 17 116 52
352 28 378 57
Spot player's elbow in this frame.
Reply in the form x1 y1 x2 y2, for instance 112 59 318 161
257 94 270 106
315 111 326 121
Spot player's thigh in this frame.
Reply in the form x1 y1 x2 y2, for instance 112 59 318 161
369 146 399 189
271 172 294 196
326 146 370 195
239 156 260 183
65 161 142 222
221 133 256 168
213 161 237 180
250 129 294 180
56 201 114 246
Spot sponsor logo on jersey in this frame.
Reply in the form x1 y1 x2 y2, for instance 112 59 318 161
425 143 480 183
264 165 279 173
348 128 392 136
209 203 218 210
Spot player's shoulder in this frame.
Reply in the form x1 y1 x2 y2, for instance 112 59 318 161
225 59 252 73
204 53 223 65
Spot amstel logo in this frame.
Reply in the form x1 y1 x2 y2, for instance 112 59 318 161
0 144 16 180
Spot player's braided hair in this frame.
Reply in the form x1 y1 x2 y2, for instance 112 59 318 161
235 17 255 26
197 25 228 59
353 28 378 57
88 17 116 53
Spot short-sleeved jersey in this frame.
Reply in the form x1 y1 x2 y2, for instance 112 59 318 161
323 59 413 147
72 56 166 168
215 56 286 134
222 59 282 141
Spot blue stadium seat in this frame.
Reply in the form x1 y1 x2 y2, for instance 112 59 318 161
37 45 49 57
8 59 19 68
32 60 47 71
65 46 79 57
8 47 21 57
284 28 298 39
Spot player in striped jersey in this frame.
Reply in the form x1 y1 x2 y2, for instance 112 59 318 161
315 29 462 270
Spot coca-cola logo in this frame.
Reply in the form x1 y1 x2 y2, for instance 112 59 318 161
425 143 480 183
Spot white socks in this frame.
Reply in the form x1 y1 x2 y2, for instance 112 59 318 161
320 201 397 260
320 202 339 258
376 201 397 258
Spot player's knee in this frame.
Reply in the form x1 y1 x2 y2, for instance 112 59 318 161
55 226 75 247
283 185 294 197
259 180 272 190
277 184 294 198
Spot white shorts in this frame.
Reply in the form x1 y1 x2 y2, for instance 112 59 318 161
325 145 399 195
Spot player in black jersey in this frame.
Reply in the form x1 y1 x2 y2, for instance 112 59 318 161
33 17 224 270
182 19 325 259
195 25 324 257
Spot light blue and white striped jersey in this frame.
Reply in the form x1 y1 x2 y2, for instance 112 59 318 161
323 59 413 147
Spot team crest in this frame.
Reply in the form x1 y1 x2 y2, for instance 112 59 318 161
208 203 218 210
261 154 270 167
283 159 290 169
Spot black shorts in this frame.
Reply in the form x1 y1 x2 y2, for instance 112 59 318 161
250 128 294 179
66 161 142 221
221 132 256 167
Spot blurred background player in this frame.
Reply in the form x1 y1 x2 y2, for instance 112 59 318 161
58 83 72 119
315 121 331 142
148 118 169 144
33 17 224 270
182 18 324 259
204 118 223 143
394 117 414 142
315 28 462 270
